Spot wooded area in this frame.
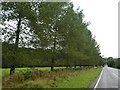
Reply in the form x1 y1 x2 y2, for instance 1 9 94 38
1 2 103 75
105 57 120 69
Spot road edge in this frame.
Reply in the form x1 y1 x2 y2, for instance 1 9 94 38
90 67 104 89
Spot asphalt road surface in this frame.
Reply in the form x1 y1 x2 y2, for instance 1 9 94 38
94 65 120 89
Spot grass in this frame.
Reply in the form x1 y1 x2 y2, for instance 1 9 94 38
54 67 102 88
2 67 102 88
2 68 10 77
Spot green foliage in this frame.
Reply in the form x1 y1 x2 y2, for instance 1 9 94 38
2 42 52 67
1 2 102 72
107 57 115 67
107 60 115 67
114 58 120 69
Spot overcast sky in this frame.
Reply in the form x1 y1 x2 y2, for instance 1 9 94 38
72 0 119 58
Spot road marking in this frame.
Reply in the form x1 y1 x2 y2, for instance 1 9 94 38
112 72 119 79
94 67 104 90
108 67 119 79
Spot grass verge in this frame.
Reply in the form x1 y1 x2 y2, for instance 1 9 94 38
53 67 102 88
2 67 102 88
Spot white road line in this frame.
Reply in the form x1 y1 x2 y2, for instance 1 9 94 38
94 68 104 90
112 72 119 79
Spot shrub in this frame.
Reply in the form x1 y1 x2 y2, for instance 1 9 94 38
10 74 24 83
23 70 32 80
31 70 43 80
14 81 44 88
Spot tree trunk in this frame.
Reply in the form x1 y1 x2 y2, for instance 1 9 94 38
51 58 54 71
10 16 21 76
51 35 56 71
51 66 54 71
15 17 21 48
10 67 15 76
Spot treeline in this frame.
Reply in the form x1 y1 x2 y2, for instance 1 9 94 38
105 57 120 69
1 2 103 75
2 42 102 68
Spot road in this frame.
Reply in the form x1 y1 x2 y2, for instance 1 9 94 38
94 65 120 89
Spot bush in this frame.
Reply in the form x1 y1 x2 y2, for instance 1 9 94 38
23 70 32 80
10 74 24 83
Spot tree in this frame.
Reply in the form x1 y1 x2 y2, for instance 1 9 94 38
107 57 115 67
33 2 74 71
1 2 39 75
115 58 120 69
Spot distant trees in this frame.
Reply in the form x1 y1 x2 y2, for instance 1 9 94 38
101 57 120 69
115 58 120 69
106 57 115 67
1 2 102 75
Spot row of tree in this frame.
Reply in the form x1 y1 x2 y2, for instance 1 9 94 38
2 42 103 67
1 2 103 75
105 57 120 69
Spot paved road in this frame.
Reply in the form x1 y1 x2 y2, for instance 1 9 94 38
95 65 120 89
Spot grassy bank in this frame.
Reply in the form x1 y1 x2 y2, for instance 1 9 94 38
55 67 102 88
2 67 102 88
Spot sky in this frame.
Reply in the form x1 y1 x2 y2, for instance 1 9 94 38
72 0 119 58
